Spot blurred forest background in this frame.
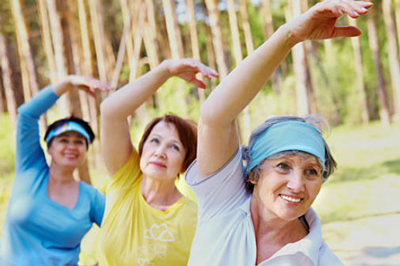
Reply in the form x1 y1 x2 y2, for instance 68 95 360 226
1 0 400 180
1 0 400 264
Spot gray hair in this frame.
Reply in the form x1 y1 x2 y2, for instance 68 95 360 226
243 115 337 193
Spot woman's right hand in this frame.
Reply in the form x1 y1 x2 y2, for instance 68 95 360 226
162 59 219 89
53 75 113 97
286 0 373 44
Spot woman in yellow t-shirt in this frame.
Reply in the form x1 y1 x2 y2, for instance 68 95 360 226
97 59 218 266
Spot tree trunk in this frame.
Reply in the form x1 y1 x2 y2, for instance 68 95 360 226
382 0 400 117
367 11 391 126
239 0 254 55
131 2 145 82
186 0 205 103
286 0 312 116
145 0 160 52
12 0 47 134
36 0 57 84
205 0 229 80
396 0 400 58
88 0 109 83
0 32 18 127
200 7 217 90
162 0 184 59
349 18 369 124
10 0 41 97
260 0 280 92
226 0 243 65
154 1 170 60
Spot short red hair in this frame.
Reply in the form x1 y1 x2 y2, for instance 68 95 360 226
138 114 197 173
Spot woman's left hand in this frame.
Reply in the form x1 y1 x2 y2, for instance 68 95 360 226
66 75 114 98
52 75 113 98
163 59 219 89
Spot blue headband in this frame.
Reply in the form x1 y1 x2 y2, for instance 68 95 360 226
246 121 326 173
45 121 91 147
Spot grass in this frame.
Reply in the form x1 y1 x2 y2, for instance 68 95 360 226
1 115 400 264
313 119 400 223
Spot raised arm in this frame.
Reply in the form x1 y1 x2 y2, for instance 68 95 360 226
197 0 372 178
100 59 218 176
15 75 111 173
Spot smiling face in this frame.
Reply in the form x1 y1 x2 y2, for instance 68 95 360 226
251 152 323 222
47 131 88 169
139 121 187 182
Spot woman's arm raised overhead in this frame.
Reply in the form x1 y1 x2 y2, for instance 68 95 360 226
197 0 372 179
100 59 218 176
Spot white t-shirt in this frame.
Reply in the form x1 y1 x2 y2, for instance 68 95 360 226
185 148 343 266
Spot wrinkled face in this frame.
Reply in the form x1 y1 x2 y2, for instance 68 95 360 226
251 153 322 222
140 121 186 182
47 131 87 168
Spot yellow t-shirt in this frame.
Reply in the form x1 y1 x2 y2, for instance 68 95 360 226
97 150 198 266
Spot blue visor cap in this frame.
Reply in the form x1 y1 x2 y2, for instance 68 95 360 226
247 121 326 172
45 121 91 147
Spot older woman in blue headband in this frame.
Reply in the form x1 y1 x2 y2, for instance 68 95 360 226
185 1 372 266
0 75 112 266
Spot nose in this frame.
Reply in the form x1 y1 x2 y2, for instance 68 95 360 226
154 144 167 157
66 142 77 149
286 170 305 193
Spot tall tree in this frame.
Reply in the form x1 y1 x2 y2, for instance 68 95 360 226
239 0 254 55
10 0 41 98
382 0 400 116
186 0 205 103
163 0 184 59
88 0 110 83
205 0 229 79
226 0 243 65
36 0 57 84
367 9 391 126
396 0 400 56
0 32 18 126
286 0 313 116
260 0 281 92
349 18 369 124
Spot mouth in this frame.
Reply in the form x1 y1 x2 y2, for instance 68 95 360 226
63 153 78 159
149 161 166 168
280 194 302 203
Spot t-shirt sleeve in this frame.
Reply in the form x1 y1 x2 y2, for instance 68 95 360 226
91 190 106 227
15 86 58 175
105 149 142 194
185 148 248 220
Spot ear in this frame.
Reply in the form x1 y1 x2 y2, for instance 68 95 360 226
248 171 259 185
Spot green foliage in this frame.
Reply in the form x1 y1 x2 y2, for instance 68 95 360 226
0 115 15 177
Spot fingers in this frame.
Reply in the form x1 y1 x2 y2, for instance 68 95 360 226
81 76 113 92
68 75 113 98
332 25 362 37
327 0 373 18
183 59 219 79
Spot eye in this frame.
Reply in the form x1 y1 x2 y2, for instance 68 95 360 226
304 168 320 179
59 138 68 143
75 139 85 145
171 144 180 151
150 138 159 144
276 163 290 172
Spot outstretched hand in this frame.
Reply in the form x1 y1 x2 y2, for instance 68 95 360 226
163 59 219 89
288 0 373 42
65 75 113 98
